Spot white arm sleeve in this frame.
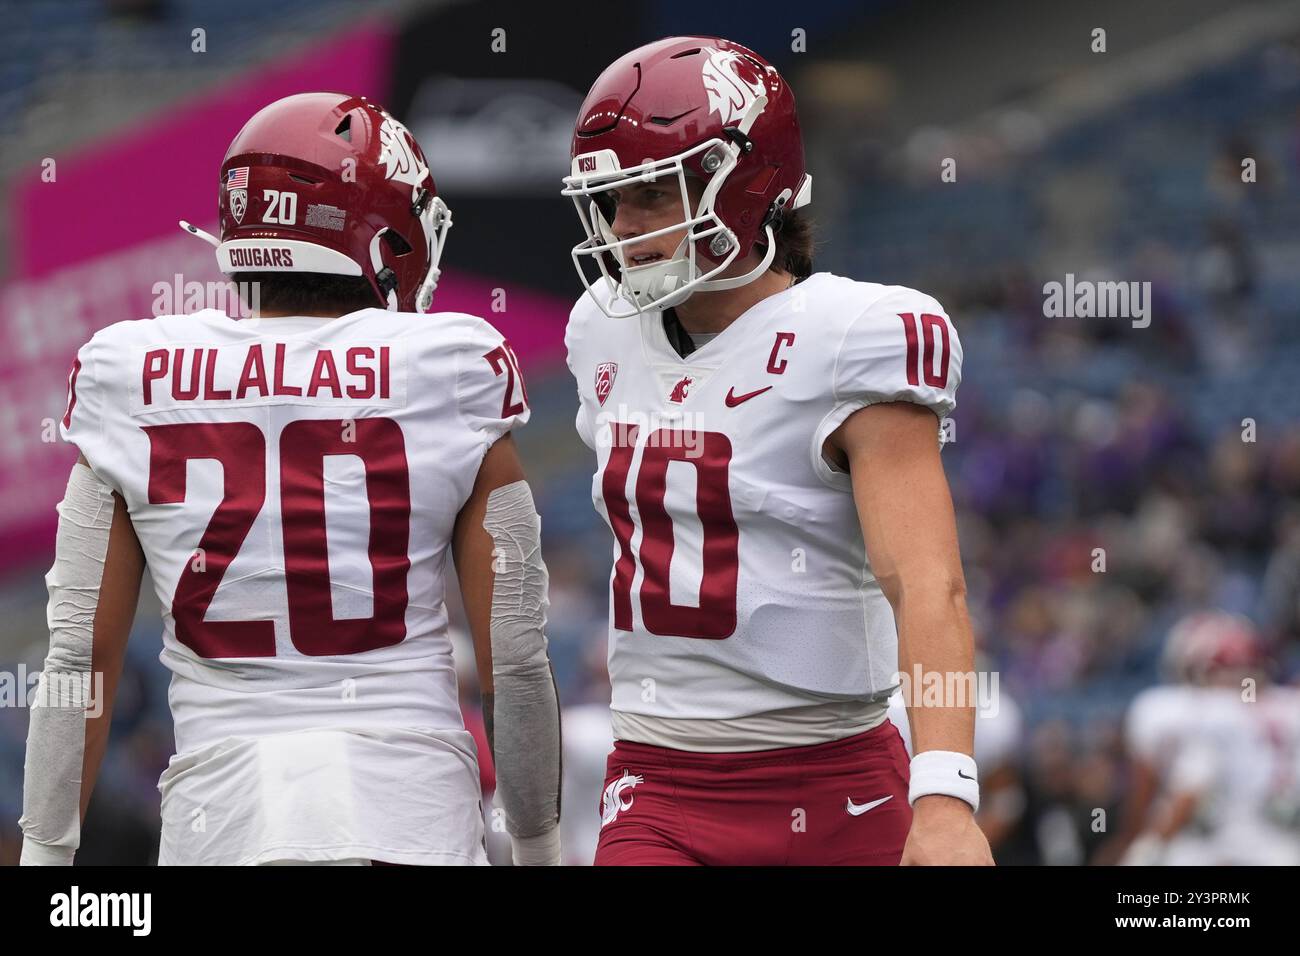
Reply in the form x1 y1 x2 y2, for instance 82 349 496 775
19 462 116 865
482 480 562 865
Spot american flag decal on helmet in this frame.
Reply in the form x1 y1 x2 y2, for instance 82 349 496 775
225 167 249 190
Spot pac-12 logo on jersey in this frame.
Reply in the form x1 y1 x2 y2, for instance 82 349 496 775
601 770 644 827
595 362 618 407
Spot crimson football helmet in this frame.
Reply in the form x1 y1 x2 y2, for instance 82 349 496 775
182 92 451 312
1162 610 1265 684
562 36 812 318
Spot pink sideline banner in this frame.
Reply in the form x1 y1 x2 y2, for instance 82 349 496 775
11 23 397 279
0 21 569 578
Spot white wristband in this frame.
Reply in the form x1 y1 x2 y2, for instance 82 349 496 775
909 750 980 813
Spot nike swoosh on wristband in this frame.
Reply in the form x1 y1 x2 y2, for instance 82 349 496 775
957 769 976 780
725 385 773 407
845 795 894 816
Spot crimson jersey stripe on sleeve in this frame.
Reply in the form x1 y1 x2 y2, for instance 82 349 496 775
62 358 82 429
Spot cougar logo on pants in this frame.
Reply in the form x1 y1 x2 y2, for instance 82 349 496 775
601 770 644 827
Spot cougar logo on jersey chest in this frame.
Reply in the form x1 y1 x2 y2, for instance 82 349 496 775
601 770 644 827
668 375 695 403
595 362 618 406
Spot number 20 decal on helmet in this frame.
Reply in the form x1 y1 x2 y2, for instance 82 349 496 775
562 37 812 318
181 92 452 313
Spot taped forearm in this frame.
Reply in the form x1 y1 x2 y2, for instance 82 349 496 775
493 663 563 863
19 463 115 865
482 480 562 864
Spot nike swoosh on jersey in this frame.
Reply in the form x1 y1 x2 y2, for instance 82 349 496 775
845 795 894 816
724 385 773 407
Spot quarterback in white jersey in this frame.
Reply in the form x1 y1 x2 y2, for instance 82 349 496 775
20 93 562 866
568 274 958 724
561 37 991 865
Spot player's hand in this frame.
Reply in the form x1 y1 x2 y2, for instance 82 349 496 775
900 795 994 865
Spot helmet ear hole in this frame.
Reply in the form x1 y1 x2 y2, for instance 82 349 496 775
334 114 353 141
382 230 413 256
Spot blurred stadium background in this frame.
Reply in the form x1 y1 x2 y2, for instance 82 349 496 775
2 0 1299 865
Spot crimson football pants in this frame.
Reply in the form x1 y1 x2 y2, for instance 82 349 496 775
594 720 912 866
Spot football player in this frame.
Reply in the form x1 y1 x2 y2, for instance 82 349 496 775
19 93 562 866
1113 612 1299 865
1097 612 1222 865
561 37 992 865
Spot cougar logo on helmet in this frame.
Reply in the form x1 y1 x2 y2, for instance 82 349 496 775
701 48 767 127
378 115 427 187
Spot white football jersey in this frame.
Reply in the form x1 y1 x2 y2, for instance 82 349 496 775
1161 685 1300 865
1122 682 1300 864
61 307 529 864
564 272 962 729
1124 684 1201 774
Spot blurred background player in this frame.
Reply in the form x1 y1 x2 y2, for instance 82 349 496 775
1112 611 1300 865
561 36 990 865
18 93 562 866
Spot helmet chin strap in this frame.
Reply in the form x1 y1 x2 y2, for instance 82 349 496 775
695 224 777 292
369 230 399 310
179 220 219 247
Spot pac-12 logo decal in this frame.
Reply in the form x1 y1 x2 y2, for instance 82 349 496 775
601 770 644 827
226 166 250 224
595 362 618 406
668 375 694 403
701 47 768 127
